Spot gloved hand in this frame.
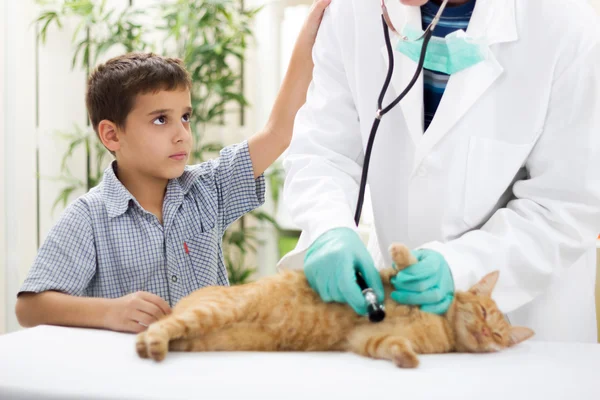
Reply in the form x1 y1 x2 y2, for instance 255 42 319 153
390 249 455 315
304 227 385 316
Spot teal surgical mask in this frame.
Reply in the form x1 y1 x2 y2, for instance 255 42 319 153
396 25 488 75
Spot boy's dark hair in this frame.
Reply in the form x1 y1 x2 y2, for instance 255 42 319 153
85 52 192 154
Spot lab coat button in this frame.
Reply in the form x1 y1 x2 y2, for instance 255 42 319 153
417 167 427 177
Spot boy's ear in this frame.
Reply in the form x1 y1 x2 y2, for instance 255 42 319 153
98 120 121 153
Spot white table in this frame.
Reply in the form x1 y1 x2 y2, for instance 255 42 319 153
0 325 599 400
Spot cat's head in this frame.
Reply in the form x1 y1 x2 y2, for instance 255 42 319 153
449 271 534 353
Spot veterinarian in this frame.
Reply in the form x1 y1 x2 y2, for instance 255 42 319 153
278 0 600 343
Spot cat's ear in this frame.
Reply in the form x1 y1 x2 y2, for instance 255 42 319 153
469 271 499 297
508 326 535 346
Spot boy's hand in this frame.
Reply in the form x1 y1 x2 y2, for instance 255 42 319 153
104 292 171 333
282 0 331 90
249 0 331 179
294 0 332 64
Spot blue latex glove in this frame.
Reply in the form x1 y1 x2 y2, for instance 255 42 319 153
304 227 385 316
390 249 455 315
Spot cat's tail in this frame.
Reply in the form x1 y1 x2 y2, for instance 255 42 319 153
388 243 418 271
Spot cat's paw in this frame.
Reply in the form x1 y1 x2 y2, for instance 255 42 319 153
136 331 149 359
391 345 420 368
388 243 416 271
144 327 170 362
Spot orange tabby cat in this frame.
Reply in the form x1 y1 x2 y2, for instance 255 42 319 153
136 243 534 367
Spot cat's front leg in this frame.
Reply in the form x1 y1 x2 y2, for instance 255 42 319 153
136 315 183 361
136 331 149 358
347 328 420 368
137 299 246 361
137 310 206 361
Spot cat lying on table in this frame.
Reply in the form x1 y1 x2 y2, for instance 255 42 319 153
136 243 534 368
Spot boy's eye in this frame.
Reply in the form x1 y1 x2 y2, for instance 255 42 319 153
153 116 167 125
182 113 191 123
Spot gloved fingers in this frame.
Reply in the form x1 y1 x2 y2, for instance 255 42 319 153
305 261 337 303
345 290 369 316
355 250 385 302
319 285 334 303
339 267 369 315
410 249 428 262
357 267 385 303
394 259 438 280
390 287 444 305
326 271 346 303
420 295 454 315
304 267 322 295
391 272 439 292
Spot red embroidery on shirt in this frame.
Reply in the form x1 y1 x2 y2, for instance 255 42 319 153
184 242 189 254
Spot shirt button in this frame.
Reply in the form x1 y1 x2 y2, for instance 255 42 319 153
172 275 178 283
417 167 427 177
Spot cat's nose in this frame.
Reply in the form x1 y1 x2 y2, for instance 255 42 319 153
481 327 490 337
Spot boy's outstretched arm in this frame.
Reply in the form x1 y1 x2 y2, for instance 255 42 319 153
248 0 331 178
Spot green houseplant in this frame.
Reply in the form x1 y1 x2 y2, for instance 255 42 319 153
35 0 280 285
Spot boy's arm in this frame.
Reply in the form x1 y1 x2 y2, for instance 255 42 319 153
16 290 170 333
192 1 330 231
247 0 330 178
14 199 171 332
16 291 112 329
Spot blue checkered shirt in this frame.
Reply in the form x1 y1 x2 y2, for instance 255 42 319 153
18 141 265 306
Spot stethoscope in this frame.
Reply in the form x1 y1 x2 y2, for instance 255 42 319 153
353 0 450 323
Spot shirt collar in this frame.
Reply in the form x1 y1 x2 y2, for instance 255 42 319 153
102 161 193 219
102 161 136 218
421 0 476 18
388 0 518 46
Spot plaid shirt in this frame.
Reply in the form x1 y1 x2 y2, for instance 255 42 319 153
19 141 265 306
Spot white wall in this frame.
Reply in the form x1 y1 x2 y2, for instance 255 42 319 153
0 0 6 335
3 0 39 334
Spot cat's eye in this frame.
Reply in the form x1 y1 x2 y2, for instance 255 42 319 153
493 332 503 341
480 305 487 319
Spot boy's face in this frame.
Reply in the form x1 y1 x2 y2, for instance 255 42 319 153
115 87 193 180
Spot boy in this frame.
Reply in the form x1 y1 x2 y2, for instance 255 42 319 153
15 0 331 333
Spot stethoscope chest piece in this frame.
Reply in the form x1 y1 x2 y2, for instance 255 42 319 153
363 288 386 323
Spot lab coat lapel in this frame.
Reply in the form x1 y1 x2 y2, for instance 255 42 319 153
380 2 424 146
412 0 518 174
381 0 519 174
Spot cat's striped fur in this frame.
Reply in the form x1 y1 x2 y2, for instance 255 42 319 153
136 243 534 367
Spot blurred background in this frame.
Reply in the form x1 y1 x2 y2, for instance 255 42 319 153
0 0 599 336
0 0 375 335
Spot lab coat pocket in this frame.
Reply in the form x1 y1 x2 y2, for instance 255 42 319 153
184 228 221 286
463 136 532 227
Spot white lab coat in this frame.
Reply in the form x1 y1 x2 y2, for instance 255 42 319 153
277 0 600 343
